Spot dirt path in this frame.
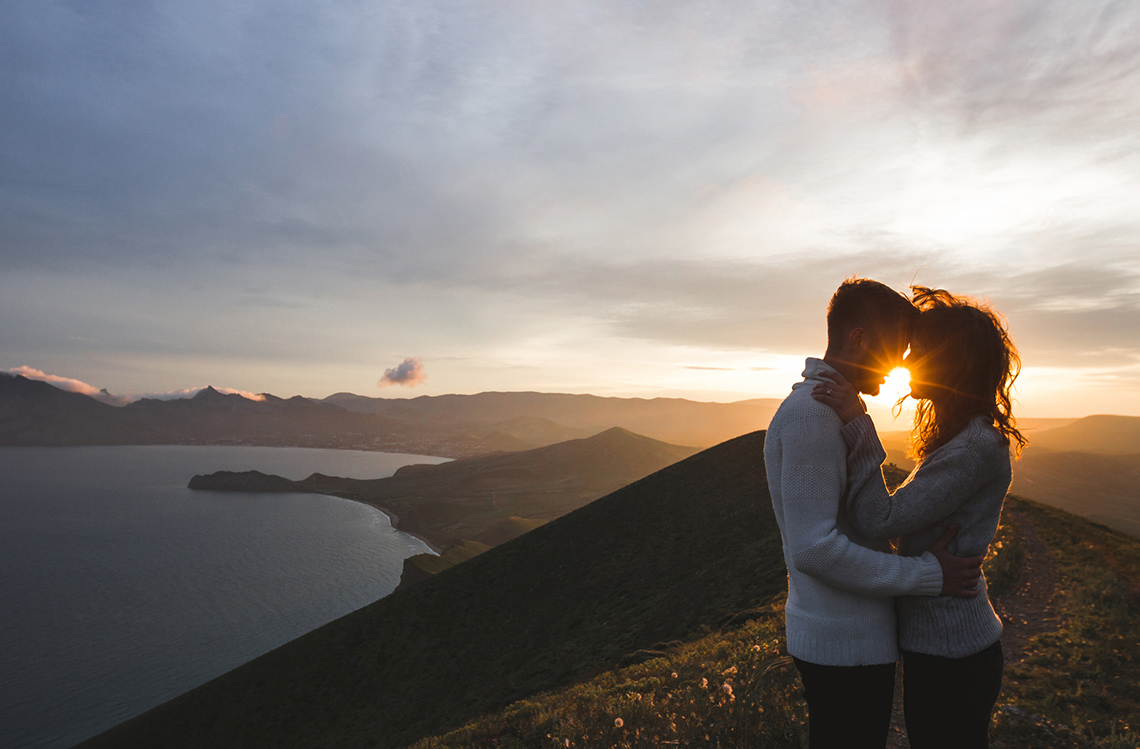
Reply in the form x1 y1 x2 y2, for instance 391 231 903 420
991 509 1066 661
884 508 1065 748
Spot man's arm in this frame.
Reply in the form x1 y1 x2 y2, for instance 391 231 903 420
778 408 946 597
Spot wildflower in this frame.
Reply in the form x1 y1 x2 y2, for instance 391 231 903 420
614 718 624 728
700 678 708 689
722 682 733 695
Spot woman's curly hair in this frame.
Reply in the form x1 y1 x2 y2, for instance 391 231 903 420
906 286 1028 460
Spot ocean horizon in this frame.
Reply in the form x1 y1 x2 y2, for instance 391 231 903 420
0 445 449 749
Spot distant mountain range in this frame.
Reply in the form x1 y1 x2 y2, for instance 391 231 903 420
6 371 1137 536
0 373 777 455
322 390 780 447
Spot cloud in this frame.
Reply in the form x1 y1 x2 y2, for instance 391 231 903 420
378 357 427 388
5 368 267 403
3 1 1140 412
130 386 267 402
7 366 129 405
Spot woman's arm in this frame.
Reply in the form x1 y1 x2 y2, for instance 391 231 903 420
811 372 1001 542
840 415 997 540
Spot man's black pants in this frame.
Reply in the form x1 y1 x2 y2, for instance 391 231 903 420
793 657 896 749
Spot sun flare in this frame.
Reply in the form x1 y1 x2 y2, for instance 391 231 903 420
881 367 911 401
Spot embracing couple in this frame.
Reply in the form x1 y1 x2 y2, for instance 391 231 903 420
765 278 1026 748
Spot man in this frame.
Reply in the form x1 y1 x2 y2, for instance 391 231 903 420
764 278 982 748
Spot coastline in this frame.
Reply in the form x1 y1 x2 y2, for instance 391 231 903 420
331 494 443 555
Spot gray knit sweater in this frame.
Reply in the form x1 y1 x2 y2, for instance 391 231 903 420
841 413 1012 658
765 358 943 667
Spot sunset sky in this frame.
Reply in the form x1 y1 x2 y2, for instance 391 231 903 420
3 1 1139 419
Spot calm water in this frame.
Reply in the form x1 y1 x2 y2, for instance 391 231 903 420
0 446 449 749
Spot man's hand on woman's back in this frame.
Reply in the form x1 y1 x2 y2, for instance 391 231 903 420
929 524 983 598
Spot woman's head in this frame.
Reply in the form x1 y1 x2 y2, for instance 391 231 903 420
905 286 1027 460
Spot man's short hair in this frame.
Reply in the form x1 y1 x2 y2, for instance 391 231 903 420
826 277 918 348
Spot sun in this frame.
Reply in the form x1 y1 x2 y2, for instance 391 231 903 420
881 367 911 401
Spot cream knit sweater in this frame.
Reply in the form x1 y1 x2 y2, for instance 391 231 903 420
841 413 1011 658
764 358 943 666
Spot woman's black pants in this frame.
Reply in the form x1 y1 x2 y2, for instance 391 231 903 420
902 640 1004 749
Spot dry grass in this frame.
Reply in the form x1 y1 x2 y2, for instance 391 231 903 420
411 610 808 749
991 497 1140 748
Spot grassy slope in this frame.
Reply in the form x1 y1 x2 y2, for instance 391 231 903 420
79 431 784 749
992 497 1140 748
414 495 1140 749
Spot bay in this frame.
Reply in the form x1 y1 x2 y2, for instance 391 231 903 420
0 446 449 749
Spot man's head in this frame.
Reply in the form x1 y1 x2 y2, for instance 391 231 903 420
824 277 918 396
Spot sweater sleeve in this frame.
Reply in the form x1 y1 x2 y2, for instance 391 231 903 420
780 412 943 598
840 415 999 541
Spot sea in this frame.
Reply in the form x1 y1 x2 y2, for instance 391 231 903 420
0 445 450 749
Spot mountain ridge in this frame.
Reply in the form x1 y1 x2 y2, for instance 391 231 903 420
1 374 776 454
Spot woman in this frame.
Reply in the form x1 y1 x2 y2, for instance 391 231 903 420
812 286 1027 749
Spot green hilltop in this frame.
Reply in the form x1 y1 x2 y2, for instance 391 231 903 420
81 431 784 749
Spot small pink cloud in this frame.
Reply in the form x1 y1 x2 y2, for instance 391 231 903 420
378 357 427 388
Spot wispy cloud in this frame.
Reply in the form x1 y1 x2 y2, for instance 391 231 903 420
131 387 267 402
7 366 128 405
6 367 266 404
